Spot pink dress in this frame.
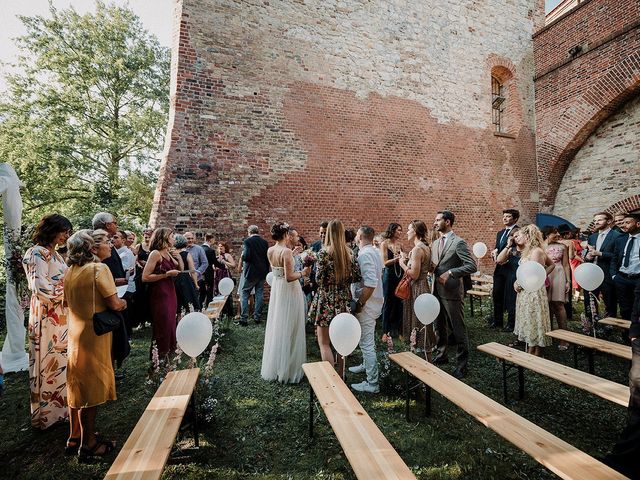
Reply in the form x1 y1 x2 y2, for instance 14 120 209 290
546 244 568 303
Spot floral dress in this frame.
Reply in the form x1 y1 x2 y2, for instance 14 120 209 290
514 256 552 348
308 249 361 327
22 246 68 429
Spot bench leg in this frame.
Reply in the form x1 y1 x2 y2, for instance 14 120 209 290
309 385 314 438
587 349 595 375
502 360 508 404
470 296 475 318
405 370 410 422
424 385 431 417
190 391 200 448
573 344 578 369
518 366 525 400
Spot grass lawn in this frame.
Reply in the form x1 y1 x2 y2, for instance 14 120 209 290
0 300 630 479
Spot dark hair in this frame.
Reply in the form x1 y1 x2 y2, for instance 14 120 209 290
271 221 290 241
150 227 173 251
541 225 558 239
205 233 215 242
503 209 520 220
593 211 613 221
437 210 455 226
320 221 329 229
383 222 402 240
33 214 72 246
345 228 356 243
625 213 640 222
557 223 571 234
298 236 308 249
217 241 231 252
359 226 375 242
410 220 428 243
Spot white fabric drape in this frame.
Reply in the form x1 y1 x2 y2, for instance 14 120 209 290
0 163 28 372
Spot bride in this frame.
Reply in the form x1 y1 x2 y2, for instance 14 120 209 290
261 222 310 383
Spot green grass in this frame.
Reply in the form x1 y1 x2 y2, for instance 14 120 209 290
0 301 629 479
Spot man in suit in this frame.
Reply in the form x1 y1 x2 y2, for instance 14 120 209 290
239 225 269 326
431 210 477 379
584 211 621 318
610 214 640 320
185 231 209 309
201 233 221 307
490 209 519 330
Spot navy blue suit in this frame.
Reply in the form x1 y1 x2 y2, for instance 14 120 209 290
492 226 518 328
610 233 638 320
583 229 621 318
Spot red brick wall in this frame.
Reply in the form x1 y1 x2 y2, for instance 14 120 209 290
534 0 640 211
151 0 543 272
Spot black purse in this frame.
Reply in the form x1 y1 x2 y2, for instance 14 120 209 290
92 264 124 336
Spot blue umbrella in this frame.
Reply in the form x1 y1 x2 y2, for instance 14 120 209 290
535 213 576 230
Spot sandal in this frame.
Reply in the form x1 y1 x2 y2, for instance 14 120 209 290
78 439 116 463
64 437 80 455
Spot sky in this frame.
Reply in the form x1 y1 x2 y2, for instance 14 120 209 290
0 0 564 92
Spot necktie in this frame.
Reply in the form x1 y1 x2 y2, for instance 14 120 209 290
439 236 445 260
624 236 635 268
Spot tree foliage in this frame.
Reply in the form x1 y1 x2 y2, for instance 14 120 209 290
0 1 169 228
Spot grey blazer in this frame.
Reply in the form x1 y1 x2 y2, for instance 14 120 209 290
432 233 477 301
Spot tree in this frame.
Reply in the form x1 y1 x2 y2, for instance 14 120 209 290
0 1 170 228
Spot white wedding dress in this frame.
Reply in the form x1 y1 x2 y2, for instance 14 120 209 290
261 266 306 383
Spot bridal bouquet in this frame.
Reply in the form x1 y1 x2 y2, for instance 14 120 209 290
300 249 318 268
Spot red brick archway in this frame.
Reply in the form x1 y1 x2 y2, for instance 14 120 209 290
585 194 640 231
537 51 640 210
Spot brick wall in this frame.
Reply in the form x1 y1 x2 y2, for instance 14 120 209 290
534 0 640 214
151 0 544 268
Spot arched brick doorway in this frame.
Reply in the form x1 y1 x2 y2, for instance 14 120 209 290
585 194 640 231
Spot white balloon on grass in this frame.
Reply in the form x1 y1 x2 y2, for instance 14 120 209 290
472 242 488 258
574 263 604 291
516 261 547 292
177 312 212 358
218 277 235 296
329 313 361 357
413 293 440 325
266 272 274 286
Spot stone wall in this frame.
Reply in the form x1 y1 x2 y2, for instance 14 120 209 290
151 0 544 260
553 94 640 227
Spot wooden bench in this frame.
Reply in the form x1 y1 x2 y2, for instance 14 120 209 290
389 351 627 480
478 342 629 406
468 274 493 317
105 368 200 480
546 329 631 374
599 317 631 330
205 295 229 320
302 361 416 480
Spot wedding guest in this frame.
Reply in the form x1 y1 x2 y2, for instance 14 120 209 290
399 221 435 354
349 226 384 393
542 226 571 349
491 209 519 329
567 227 584 295
184 231 209 307
133 228 153 328
22 213 72 429
311 221 328 252
201 233 219 307
431 211 476 378
373 234 384 249
64 229 126 460
614 212 627 232
239 225 269 325
174 234 201 314
113 231 136 336
380 223 404 336
495 227 521 332
308 220 361 373
215 241 236 317
142 228 182 358
513 225 553 357
611 214 640 320
585 212 621 318
261 222 309 383
125 231 136 250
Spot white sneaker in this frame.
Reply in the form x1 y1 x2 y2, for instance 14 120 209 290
348 364 366 374
351 381 380 394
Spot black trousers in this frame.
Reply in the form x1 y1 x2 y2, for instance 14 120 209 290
492 267 515 327
616 275 640 320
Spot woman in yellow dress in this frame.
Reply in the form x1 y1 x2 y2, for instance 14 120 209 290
22 213 72 429
64 229 126 459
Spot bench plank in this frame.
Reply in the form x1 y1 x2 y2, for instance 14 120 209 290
467 290 491 296
105 368 200 480
389 351 627 480
205 295 228 320
302 362 415 480
478 342 629 407
599 318 631 330
546 330 631 361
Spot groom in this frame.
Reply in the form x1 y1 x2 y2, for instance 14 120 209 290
239 225 269 325
349 226 384 394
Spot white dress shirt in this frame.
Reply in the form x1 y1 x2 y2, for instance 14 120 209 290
620 233 640 275
351 244 384 302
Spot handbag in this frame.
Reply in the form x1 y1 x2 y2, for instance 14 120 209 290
92 264 124 336
395 274 411 300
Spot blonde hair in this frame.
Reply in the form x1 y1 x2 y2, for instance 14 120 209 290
324 220 352 284
66 229 108 266
520 224 544 259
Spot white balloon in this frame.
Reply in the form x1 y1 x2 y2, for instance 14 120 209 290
329 313 361 357
413 293 440 325
266 272 274 286
218 277 235 296
472 242 488 258
516 261 547 292
574 263 604 291
177 312 212 358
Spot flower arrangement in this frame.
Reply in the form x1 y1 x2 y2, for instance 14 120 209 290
300 249 318 268
4 224 34 310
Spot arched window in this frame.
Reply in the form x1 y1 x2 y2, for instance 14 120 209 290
491 75 506 133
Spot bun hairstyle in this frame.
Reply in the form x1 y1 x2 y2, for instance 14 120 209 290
271 221 290 241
